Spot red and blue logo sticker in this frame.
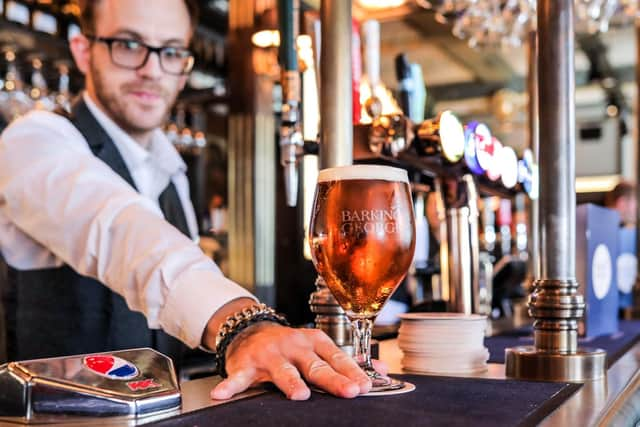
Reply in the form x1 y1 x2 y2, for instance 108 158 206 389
83 355 139 380
83 354 162 391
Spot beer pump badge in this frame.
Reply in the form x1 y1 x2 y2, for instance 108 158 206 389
83 355 139 380
519 148 538 199
464 121 483 175
486 137 503 181
499 146 519 189
439 110 465 163
473 122 493 174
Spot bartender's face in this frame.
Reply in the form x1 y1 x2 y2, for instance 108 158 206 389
71 0 191 137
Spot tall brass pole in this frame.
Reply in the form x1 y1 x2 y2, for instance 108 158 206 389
505 0 606 382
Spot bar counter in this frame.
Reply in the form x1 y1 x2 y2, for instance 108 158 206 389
167 337 640 426
378 338 640 426
15 332 637 427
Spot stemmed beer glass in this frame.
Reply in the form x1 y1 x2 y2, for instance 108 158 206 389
309 165 416 392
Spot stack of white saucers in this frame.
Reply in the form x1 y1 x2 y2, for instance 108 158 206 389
397 313 489 375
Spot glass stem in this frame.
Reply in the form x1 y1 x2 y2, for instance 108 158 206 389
352 318 376 375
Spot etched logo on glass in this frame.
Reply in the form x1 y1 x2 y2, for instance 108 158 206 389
340 207 400 234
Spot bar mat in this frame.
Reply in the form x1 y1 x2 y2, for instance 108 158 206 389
149 375 580 427
486 320 640 366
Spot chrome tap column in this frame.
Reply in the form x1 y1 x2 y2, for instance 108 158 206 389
634 17 640 315
443 175 480 315
309 0 354 352
505 0 606 382
277 0 303 207
527 30 540 280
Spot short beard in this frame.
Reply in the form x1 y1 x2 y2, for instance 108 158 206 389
89 59 177 137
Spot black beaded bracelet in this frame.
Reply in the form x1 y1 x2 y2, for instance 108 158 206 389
214 304 289 378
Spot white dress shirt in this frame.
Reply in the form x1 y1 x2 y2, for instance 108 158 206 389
0 94 255 348
83 93 200 240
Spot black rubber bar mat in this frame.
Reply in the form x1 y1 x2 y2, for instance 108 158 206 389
149 374 581 427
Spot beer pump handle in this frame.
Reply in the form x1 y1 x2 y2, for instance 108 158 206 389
410 63 426 123
395 53 414 119
361 20 383 119
278 0 303 207
278 0 297 77
362 20 380 89
463 174 481 314
433 178 450 298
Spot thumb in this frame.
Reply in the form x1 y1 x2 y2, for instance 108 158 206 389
211 369 256 400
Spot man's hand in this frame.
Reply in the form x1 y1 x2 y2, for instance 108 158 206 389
209 322 388 401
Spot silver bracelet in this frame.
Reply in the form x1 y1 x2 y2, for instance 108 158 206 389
211 303 288 377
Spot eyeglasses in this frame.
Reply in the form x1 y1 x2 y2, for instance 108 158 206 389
86 35 195 75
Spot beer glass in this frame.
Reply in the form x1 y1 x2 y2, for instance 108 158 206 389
309 165 416 392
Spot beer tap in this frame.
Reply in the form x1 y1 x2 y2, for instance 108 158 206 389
414 111 466 163
367 110 466 167
395 53 414 119
409 63 426 123
369 113 413 157
277 0 303 207
361 20 382 123
29 56 52 110
361 109 493 317
435 174 481 315
478 197 495 317
54 61 71 112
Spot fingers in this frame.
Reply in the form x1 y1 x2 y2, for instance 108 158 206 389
294 353 362 398
312 334 371 395
211 368 256 400
372 359 389 376
266 359 310 400
210 324 382 401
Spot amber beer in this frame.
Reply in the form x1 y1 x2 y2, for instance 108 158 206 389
310 165 416 319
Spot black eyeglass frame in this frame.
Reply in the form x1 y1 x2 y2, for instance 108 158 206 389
85 35 195 76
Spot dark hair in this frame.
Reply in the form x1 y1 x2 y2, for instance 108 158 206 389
78 0 200 34
604 181 635 207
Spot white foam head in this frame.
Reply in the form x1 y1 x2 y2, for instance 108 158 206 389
318 165 409 183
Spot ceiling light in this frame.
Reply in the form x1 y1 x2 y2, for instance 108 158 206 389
252 30 280 48
357 0 406 10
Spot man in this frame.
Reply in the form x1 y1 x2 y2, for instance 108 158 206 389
0 0 379 401
604 180 637 228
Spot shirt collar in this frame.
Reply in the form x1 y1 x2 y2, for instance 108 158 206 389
82 92 186 176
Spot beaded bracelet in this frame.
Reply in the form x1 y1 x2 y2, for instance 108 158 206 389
214 303 289 378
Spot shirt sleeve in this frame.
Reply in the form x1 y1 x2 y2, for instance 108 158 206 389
0 111 256 348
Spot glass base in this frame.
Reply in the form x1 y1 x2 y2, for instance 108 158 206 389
368 371 405 392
